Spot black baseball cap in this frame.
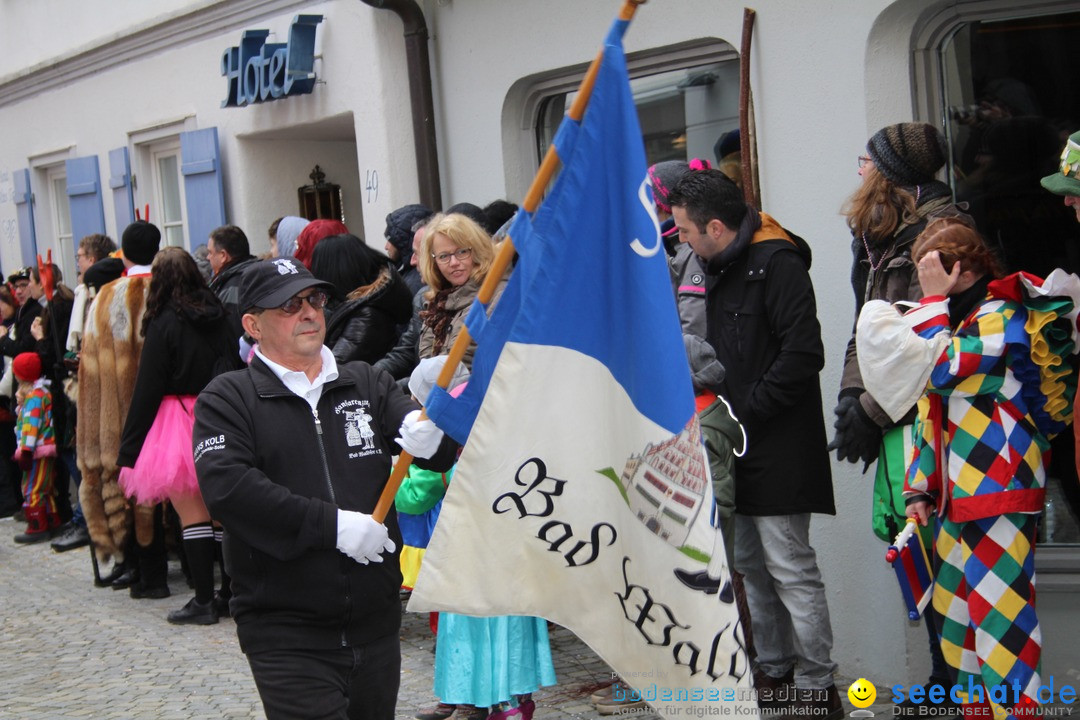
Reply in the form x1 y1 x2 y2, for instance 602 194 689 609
7 267 31 284
239 258 332 313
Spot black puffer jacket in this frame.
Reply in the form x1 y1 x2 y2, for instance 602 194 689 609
324 265 413 365
209 256 259 340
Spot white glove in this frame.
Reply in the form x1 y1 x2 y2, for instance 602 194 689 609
335 509 396 564
395 409 444 459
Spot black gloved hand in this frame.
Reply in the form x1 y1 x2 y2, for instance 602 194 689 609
826 395 882 465
17 449 33 472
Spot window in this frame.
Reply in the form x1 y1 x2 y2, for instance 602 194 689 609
46 165 75 282
937 11 1080 550
536 59 740 171
150 142 187 248
528 40 740 176
940 11 1080 279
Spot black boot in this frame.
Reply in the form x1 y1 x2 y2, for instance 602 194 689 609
130 504 170 599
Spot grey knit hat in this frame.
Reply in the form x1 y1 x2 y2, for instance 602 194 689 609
866 123 947 187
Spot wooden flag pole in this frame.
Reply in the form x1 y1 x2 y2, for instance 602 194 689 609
372 0 648 523
738 7 761 210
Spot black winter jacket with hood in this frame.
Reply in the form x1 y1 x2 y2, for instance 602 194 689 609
704 207 834 516
193 356 456 654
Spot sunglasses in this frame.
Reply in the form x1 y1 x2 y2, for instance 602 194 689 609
276 289 329 315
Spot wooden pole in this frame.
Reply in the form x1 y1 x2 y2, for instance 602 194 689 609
738 7 761 210
373 0 649 523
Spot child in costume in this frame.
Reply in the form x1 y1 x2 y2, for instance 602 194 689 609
11 352 58 543
858 217 1080 720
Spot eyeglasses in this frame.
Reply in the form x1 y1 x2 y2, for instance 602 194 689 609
277 289 328 315
432 248 473 265
858 156 872 169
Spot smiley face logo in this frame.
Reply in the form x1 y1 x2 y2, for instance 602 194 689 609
848 678 877 709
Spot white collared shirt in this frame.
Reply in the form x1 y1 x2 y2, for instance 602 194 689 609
254 344 339 412
127 264 152 277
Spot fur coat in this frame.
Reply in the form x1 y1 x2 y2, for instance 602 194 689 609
77 275 151 561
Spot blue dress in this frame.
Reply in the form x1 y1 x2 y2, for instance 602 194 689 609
433 614 557 708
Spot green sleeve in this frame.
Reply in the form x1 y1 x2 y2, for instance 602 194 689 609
395 465 452 515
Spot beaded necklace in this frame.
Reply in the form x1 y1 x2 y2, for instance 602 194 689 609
861 232 887 272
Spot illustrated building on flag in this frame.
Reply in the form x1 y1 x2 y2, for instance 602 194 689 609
621 417 708 548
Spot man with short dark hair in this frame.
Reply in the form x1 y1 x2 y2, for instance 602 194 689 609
207 224 258 342
194 257 456 720
668 169 840 720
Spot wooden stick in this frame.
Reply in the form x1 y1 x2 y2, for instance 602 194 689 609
738 7 761 210
372 0 648 523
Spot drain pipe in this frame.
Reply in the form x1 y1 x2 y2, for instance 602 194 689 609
359 0 442 210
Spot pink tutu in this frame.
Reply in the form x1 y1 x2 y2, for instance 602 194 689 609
119 395 200 504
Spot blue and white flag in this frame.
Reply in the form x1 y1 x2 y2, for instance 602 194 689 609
411 17 753 714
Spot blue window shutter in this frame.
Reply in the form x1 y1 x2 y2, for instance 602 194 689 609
108 147 135 233
181 127 226 250
12 169 37 266
65 155 107 242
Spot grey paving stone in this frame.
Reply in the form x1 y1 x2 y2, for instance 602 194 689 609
1 516 621 719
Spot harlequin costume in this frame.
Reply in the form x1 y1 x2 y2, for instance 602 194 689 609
863 270 1080 720
11 352 59 543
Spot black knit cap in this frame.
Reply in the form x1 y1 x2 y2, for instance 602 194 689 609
866 123 947 187
121 220 162 266
384 204 433 259
82 257 125 292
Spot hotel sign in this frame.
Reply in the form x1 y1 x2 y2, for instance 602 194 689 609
221 14 323 107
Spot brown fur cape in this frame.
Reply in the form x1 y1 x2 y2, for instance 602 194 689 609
77 275 152 561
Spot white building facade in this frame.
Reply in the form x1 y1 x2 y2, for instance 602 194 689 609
2 0 1077 688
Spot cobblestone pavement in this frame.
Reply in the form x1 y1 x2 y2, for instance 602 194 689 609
0 516 621 720
16 515 1053 720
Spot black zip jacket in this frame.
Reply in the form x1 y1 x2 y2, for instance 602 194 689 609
117 299 243 468
193 356 457 653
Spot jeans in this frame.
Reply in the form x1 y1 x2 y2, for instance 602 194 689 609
246 633 401 720
734 513 837 689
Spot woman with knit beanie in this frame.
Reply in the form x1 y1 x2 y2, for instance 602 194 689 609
832 123 969 716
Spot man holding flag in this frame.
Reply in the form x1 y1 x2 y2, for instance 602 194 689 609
668 170 842 720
